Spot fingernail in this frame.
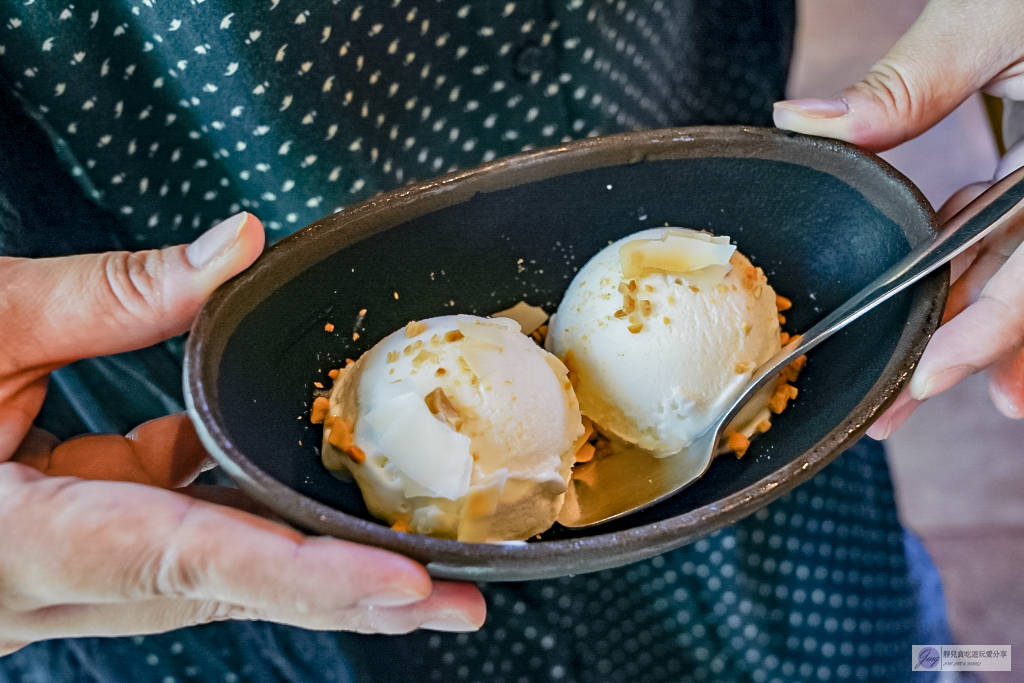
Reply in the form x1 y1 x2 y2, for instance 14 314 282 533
358 588 428 608
186 212 249 268
989 383 1023 419
420 615 480 632
909 365 971 400
867 393 920 440
865 422 890 441
995 396 1022 419
773 98 849 120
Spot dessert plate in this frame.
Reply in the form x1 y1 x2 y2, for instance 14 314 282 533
185 126 946 582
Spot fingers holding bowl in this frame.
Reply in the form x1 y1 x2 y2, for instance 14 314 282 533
0 466 484 641
0 213 265 373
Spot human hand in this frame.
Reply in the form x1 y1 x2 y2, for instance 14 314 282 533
0 213 485 655
772 0 1024 435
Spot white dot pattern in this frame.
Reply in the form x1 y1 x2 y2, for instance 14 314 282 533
0 0 787 247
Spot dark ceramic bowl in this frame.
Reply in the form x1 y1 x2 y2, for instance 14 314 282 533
184 126 945 582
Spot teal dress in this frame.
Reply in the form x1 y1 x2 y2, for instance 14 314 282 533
0 2 949 681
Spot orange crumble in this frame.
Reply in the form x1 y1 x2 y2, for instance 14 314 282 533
310 397 330 424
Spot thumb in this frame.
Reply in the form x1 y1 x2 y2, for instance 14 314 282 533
0 212 264 371
773 0 1020 151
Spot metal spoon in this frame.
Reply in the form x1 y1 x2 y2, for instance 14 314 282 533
558 165 1024 529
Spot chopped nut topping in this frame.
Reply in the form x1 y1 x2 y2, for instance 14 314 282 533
622 296 636 314
614 309 627 318
776 295 792 311
327 417 354 450
734 361 752 374
352 332 360 341
405 320 427 337
386 350 399 363
444 329 464 342
313 381 324 389
753 285 763 300
346 444 366 463
412 349 438 367
435 367 447 376
627 279 638 292
391 519 409 532
430 334 441 346
359 308 367 316
768 383 799 413
393 292 399 300
663 316 671 325
425 387 463 430
310 397 330 424
328 368 341 380
576 443 596 463
689 285 700 293
727 432 750 457
742 322 752 336
644 284 655 293
717 283 729 293
675 278 683 285
324 323 335 332
628 323 644 334
639 300 652 317
780 355 807 383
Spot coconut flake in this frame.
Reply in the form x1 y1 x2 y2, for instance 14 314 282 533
620 233 736 280
364 392 473 500
462 340 503 378
491 301 548 335
456 315 520 348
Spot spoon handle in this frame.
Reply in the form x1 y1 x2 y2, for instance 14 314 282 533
716 165 1024 434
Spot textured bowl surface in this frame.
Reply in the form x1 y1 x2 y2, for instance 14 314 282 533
185 126 945 582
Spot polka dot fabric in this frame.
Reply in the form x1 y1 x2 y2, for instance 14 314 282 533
0 0 790 249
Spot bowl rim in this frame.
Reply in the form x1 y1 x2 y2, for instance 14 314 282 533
185 125 946 581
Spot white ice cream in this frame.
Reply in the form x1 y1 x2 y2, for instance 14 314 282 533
549 228 781 456
321 315 584 542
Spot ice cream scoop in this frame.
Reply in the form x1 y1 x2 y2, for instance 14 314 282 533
320 315 584 542
549 227 781 456
558 167 1024 528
